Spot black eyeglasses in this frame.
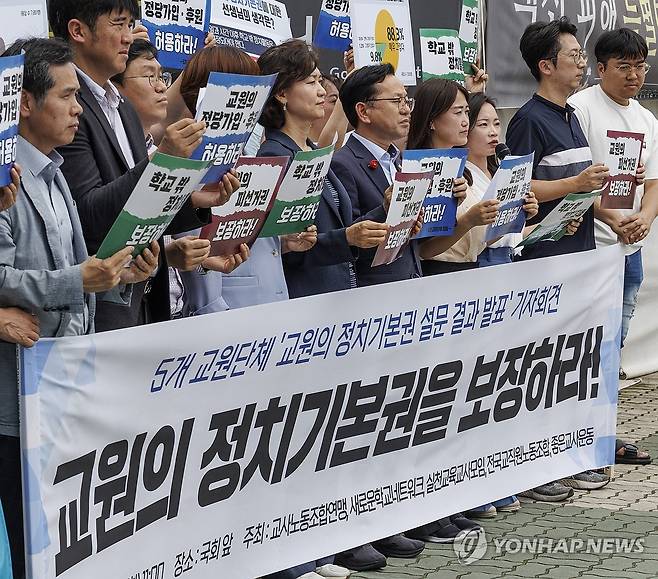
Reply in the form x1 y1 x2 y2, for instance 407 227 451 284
366 96 415 111
123 72 173 88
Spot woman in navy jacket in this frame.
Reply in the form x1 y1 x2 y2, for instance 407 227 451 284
257 40 390 299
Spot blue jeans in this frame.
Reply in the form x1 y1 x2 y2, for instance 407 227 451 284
0 501 11 579
477 247 513 268
622 249 643 348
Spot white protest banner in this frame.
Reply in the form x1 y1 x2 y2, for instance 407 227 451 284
96 153 212 259
350 0 417 85
518 190 600 248
600 130 644 210
209 0 292 57
458 0 479 75
0 52 23 187
20 245 623 579
200 155 288 255
419 29 464 83
192 72 277 184
372 170 432 266
259 144 334 237
482 153 533 242
141 0 211 70
402 148 467 238
0 0 48 49
314 0 352 52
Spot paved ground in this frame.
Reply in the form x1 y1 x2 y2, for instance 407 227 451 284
353 375 658 579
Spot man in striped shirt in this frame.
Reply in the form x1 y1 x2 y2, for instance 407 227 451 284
506 16 613 501
507 16 609 261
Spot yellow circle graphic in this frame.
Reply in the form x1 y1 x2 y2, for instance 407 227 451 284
374 9 401 71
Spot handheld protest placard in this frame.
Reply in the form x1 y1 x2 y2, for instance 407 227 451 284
200 156 288 256
402 148 468 238
372 170 434 267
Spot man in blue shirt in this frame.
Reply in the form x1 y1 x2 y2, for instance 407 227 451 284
506 16 612 500
507 16 609 261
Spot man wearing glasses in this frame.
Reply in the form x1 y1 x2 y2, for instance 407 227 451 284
507 17 614 500
332 64 423 288
112 39 220 317
112 39 172 155
568 29 656 467
508 17 611 264
47 0 229 331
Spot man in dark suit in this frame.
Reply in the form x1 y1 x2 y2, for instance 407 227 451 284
48 0 239 330
332 64 422 287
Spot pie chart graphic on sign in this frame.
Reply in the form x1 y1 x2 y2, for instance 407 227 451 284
375 9 400 71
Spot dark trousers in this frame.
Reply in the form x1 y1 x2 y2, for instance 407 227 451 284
421 260 478 275
0 435 22 578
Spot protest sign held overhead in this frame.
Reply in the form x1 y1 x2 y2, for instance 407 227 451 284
209 0 292 57
0 0 48 48
482 153 534 242
600 130 644 210
192 72 276 184
200 156 288 256
458 0 479 75
402 148 467 238
372 170 433 267
314 0 352 52
350 0 416 85
0 52 22 187
419 29 464 83
260 145 334 237
141 0 211 70
96 153 212 259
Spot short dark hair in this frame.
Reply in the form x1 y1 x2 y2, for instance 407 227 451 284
49 0 139 40
257 39 320 130
595 28 648 65
112 39 158 85
519 17 578 81
339 64 395 128
3 37 73 105
407 78 469 151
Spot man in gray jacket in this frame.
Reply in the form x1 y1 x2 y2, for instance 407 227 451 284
0 37 159 578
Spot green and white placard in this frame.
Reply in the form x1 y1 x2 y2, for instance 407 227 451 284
518 190 600 248
96 152 212 258
259 144 334 237
420 29 465 82
458 0 479 75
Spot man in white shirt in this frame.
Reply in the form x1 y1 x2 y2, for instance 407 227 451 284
569 28 656 466
569 30 658 348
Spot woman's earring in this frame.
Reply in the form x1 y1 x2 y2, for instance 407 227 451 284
283 102 287 112
429 123 435 131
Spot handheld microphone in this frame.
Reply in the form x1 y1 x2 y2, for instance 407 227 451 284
495 143 511 161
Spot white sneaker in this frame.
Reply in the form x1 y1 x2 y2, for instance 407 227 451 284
315 563 352 577
298 573 324 579
619 378 642 390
